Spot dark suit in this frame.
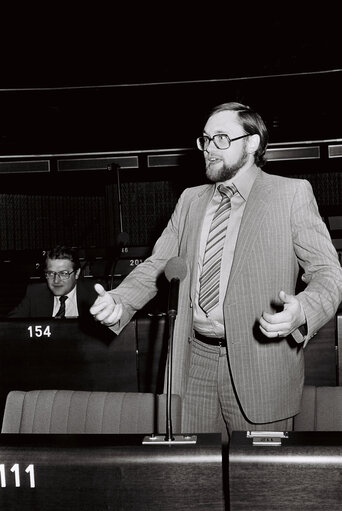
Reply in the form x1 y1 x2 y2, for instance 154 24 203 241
8 279 101 319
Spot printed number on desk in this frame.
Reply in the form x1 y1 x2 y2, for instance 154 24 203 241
0 463 36 488
27 325 51 339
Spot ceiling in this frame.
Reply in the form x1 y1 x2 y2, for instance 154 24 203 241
1 10 340 89
0 10 340 155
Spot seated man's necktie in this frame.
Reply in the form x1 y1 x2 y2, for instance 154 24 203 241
55 295 68 318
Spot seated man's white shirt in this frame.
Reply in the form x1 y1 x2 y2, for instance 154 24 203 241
52 286 78 317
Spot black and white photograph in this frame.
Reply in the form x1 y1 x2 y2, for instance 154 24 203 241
0 8 341 510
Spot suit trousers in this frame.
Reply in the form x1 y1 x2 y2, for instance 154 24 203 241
182 339 293 443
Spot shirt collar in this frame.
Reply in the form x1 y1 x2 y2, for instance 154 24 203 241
216 164 259 201
67 285 77 300
54 283 77 302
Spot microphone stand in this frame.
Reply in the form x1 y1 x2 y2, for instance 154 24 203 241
143 278 197 445
165 293 177 442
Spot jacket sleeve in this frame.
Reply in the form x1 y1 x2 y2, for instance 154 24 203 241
108 190 188 333
291 179 342 345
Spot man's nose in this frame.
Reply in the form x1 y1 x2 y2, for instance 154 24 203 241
204 138 216 152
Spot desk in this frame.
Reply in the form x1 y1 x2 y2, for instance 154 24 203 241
0 433 224 510
229 430 342 510
0 319 138 425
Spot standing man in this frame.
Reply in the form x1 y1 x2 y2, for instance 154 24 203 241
90 102 342 438
9 245 100 319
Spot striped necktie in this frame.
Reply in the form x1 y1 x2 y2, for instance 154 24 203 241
199 183 237 314
55 295 68 318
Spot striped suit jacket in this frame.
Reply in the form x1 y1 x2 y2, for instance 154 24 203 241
110 168 342 424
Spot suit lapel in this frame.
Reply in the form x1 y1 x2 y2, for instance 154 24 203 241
227 172 273 291
187 186 213 298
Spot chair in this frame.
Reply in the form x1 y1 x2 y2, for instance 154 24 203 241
294 385 342 431
1 389 181 434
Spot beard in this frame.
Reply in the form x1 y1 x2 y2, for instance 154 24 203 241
205 148 248 183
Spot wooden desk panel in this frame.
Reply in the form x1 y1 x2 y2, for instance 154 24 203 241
0 433 224 511
0 319 139 425
229 430 342 511
337 313 342 385
304 315 337 386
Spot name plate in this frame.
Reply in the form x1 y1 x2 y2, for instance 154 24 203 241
247 431 289 446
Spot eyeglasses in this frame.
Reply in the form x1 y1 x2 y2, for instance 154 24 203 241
45 270 76 280
196 133 250 151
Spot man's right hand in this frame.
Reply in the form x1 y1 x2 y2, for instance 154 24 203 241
90 283 123 326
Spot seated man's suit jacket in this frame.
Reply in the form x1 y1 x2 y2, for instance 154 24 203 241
8 279 101 319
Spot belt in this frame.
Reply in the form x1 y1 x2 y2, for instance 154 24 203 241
194 331 227 347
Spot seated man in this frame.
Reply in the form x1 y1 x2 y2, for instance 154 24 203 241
9 245 102 319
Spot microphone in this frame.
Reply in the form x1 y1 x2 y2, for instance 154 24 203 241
164 257 187 317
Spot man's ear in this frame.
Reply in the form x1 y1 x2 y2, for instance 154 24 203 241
247 134 260 154
75 268 81 280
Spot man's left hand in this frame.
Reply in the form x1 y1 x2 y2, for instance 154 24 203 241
259 290 306 338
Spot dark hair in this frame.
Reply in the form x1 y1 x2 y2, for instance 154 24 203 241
208 102 269 167
44 245 81 271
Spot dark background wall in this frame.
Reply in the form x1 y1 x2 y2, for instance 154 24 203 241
0 70 341 156
0 8 340 257
1 8 341 152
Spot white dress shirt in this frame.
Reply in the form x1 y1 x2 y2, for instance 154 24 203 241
52 285 79 318
193 165 258 337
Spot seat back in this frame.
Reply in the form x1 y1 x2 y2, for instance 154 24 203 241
294 385 342 430
1 389 181 434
